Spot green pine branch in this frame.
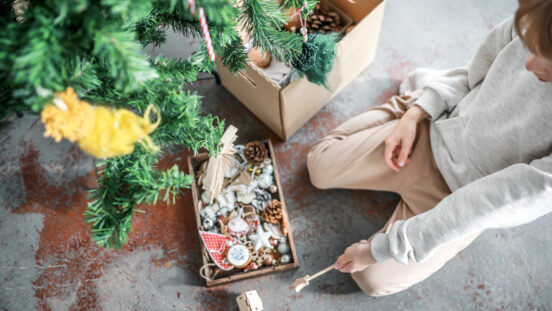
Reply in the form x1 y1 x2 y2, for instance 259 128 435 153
239 0 303 62
1 0 329 248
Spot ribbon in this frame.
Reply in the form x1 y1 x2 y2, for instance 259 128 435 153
188 0 216 61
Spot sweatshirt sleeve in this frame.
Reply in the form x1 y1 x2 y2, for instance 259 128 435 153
413 16 516 119
370 155 552 264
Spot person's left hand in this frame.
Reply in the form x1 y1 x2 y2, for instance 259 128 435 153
334 240 377 273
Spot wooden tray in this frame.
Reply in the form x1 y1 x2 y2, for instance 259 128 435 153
187 139 299 287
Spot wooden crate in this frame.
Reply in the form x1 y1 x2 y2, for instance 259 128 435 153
187 139 299 287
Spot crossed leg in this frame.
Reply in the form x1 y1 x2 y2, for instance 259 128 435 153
306 93 479 296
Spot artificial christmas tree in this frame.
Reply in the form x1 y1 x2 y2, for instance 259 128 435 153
0 0 334 248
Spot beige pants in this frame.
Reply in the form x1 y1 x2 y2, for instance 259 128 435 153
306 93 479 296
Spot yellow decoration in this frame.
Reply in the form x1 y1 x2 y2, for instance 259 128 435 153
41 87 161 158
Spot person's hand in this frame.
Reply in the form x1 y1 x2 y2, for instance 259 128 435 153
384 105 428 172
334 240 376 273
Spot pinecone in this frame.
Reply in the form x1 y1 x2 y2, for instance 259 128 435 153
262 200 283 224
306 4 342 34
244 141 268 166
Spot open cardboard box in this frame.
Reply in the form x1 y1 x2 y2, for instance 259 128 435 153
217 0 385 140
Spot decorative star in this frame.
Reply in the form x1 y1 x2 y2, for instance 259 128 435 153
249 224 273 251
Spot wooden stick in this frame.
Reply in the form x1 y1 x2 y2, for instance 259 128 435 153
289 265 334 292
308 265 334 281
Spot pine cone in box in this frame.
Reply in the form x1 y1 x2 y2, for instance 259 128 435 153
306 4 342 34
244 141 268 166
262 200 283 224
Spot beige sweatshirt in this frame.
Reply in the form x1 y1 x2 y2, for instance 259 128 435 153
370 17 552 264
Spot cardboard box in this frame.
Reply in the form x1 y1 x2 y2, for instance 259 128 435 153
187 139 299 287
217 0 385 140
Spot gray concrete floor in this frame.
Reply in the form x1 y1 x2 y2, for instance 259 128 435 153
3 0 552 310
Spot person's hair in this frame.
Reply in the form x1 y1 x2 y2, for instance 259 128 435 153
515 0 552 58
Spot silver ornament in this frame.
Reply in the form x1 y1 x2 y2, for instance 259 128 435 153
280 254 291 264
257 173 273 189
202 218 214 230
262 164 274 175
277 242 290 254
268 184 277 194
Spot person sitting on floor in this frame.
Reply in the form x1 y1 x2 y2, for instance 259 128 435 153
306 0 552 296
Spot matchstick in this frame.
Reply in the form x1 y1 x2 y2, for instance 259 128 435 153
289 265 334 292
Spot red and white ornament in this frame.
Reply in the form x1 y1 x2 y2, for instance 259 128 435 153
199 231 240 270
228 217 250 237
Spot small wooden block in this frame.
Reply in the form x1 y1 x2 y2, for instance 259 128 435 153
236 290 264 311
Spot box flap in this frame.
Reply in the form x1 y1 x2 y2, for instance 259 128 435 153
331 0 383 24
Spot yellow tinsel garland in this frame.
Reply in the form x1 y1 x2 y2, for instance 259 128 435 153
41 87 160 158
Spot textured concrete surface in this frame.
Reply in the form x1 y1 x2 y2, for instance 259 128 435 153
2 0 552 310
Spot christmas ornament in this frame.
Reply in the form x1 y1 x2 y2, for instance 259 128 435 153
291 33 338 89
262 253 274 266
200 204 217 220
280 254 291 264
226 244 251 269
263 222 284 239
256 173 273 189
203 218 215 230
268 184 278 194
41 87 161 158
249 224 273 251
262 164 274 175
244 141 268 166
283 6 302 32
228 217 250 237
252 189 271 212
231 184 257 204
269 238 279 247
199 231 240 270
248 47 272 68
202 125 238 202
277 241 290 254
243 262 259 272
217 188 237 209
186 0 215 62
289 1 309 42
261 200 283 224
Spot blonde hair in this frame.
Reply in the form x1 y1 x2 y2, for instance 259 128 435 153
515 0 552 58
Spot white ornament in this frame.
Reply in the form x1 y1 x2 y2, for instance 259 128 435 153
256 173 273 189
262 164 274 175
263 222 283 239
224 158 240 178
228 217 249 237
216 205 233 217
226 245 251 268
200 204 217 220
201 191 211 204
217 188 236 209
277 241 290 254
230 184 256 204
280 254 291 264
249 224 273 251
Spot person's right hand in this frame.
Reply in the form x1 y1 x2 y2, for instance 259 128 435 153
384 105 428 172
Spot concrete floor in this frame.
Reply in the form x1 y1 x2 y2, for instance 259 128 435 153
2 0 552 310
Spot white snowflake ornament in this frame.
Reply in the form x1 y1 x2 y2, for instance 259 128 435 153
249 223 273 251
